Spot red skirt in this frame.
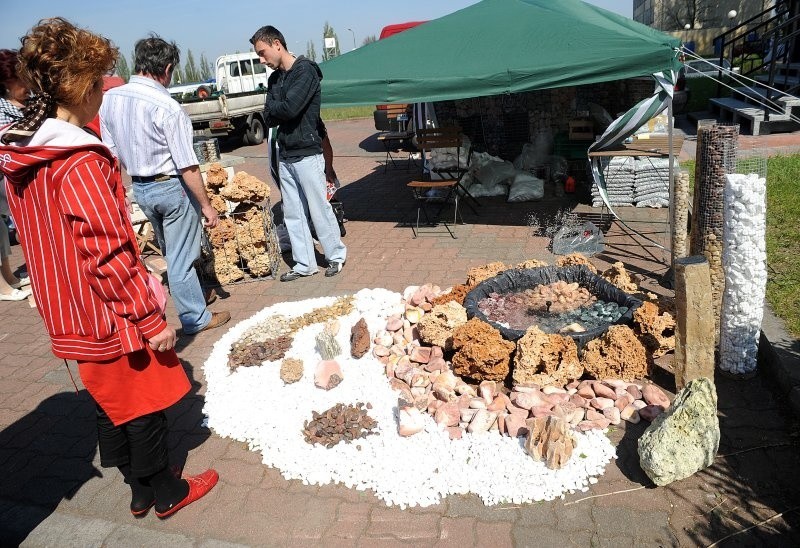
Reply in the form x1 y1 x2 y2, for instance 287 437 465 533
78 346 191 426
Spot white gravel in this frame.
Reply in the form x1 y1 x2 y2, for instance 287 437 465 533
202 288 616 508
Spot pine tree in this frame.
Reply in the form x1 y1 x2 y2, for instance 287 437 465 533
306 40 317 61
184 49 199 82
199 53 212 80
116 52 131 82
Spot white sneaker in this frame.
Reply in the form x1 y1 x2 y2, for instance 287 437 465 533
0 287 31 301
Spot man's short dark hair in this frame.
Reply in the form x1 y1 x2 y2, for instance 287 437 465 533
134 34 180 76
250 26 286 49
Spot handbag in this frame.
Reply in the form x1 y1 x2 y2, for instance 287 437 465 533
146 272 168 315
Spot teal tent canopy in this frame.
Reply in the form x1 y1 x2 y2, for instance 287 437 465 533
320 0 681 107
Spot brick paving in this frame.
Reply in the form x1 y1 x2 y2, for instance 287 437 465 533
1 118 799 546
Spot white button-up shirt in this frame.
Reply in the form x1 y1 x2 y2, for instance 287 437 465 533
100 75 198 177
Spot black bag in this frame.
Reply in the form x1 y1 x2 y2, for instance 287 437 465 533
330 198 346 237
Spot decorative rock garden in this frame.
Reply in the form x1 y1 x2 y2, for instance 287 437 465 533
203 255 687 507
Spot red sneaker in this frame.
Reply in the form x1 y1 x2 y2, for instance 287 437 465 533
155 469 219 519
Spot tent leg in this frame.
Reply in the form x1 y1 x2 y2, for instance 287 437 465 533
661 94 677 289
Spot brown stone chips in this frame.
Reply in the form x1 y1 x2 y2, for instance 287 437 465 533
451 318 515 382
229 335 293 370
303 402 378 448
582 325 650 382
513 326 583 388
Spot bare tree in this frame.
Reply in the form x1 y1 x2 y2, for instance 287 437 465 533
362 35 378 46
306 40 317 61
663 0 710 31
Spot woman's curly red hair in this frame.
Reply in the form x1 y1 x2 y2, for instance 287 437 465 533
16 17 118 106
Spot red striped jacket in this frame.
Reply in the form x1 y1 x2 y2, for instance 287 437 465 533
0 120 167 361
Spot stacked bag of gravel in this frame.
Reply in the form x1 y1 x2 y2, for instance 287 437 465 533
633 158 671 208
719 173 767 376
592 156 635 207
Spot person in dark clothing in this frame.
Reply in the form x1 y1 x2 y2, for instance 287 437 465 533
251 25 346 282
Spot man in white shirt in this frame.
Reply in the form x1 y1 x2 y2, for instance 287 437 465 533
101 35 229 335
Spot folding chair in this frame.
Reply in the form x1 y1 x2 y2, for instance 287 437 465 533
131 202 162 256
376 104 414 172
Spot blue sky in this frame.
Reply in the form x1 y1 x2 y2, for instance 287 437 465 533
2 0 633 65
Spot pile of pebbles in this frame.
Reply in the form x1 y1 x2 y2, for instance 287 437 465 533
302 402 378 448
202 289 617 507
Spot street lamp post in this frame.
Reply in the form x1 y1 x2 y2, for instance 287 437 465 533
346 28 356 51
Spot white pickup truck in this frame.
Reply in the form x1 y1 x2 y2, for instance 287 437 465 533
171 52 273 145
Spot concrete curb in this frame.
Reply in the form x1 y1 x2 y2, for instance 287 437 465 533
758 303 800 415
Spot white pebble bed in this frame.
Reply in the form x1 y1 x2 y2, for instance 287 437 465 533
202 288 616 508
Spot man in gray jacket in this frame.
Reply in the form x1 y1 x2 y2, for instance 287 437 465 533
251 25 346 281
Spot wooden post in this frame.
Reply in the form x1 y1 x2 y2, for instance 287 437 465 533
674 256 715 390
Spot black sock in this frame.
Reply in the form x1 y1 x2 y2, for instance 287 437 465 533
147 466 189 513
118 464 155 511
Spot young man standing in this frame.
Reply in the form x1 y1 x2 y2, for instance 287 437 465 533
101 35 230 333
251 26 346 281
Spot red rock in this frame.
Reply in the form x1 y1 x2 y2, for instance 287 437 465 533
435 402 460 427
394 361 413 382
639 404 665 422
592 382 617 400
488 393 511 412
350 318 370 359
430 346 444 359
642 384 671 408
614 392 635 411
424 357 447 373
514 390 547 410
530 405 555 418
566 380 580 390
603 407 621 425
373 345 390 358
604 379 629 389
314 360 343 390
577 382 596 399
410 346 432 364
586 408 604 421
457 394 473 409
569 394 590 409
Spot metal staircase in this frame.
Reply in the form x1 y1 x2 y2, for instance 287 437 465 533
707 1 800 135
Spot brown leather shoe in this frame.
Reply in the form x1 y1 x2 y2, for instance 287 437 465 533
193 311 231 334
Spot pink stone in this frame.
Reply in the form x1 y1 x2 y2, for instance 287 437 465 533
469 397 487 409
424 357 447 373
403 325 416 344
620 405 641 424
505 413 529 437
603 407 621 425
642 384 671 408
432 383 457 403
394 361 413 382
410 288 428 306
542 386 567 395
514 385 541 393
467 409 497 433
488 393 511 412
507 403 530 417
577 382 596 399
569 394 590 409
614 392 635 411
590 397 615 411
460 407 478 422
409 346 432 364
578 418 612 431
639 404 666 422
566 380 580 390
435 402 460 427
591 418 612 430
530 405 554 418
603 379 629 390
386 316 403 332
479 380 497 403
457 394 473 409
429 346 444 359
372 345 390 358
586 408 605 421
392 331 406 346
390 344 406 357
627 384 643 400
398 407 425 436
428 399 444 414
592 382 617 400
314 360 343 390
447 426 463 440
514 390 546 410
632 399 647 410
389 378 414 403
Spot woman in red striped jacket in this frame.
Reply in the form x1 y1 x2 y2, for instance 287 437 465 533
0 18 217 519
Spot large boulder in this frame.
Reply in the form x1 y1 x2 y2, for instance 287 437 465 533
637 377 719 486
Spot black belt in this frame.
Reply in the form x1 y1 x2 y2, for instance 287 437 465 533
131 174 177 183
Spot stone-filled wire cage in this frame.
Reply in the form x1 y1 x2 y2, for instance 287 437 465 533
198 200 281 287
196 164 281 287
690 122 739 340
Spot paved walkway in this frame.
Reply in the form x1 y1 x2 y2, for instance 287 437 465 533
1 118 798 546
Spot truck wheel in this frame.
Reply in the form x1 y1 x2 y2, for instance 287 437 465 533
196 85 212 99
245 117 265 145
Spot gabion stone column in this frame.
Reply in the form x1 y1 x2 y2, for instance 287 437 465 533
719 173 767 376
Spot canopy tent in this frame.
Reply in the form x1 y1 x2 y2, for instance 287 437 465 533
319 0 681 107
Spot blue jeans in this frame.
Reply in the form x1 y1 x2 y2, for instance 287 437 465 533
132 178 211 334
280 154 346 274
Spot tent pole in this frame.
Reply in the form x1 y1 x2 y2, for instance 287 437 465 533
662 93 676 288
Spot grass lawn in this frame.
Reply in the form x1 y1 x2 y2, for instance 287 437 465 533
680 156 800 337
321 105 373 121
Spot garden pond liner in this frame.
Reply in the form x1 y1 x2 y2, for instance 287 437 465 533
463 265 643 349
